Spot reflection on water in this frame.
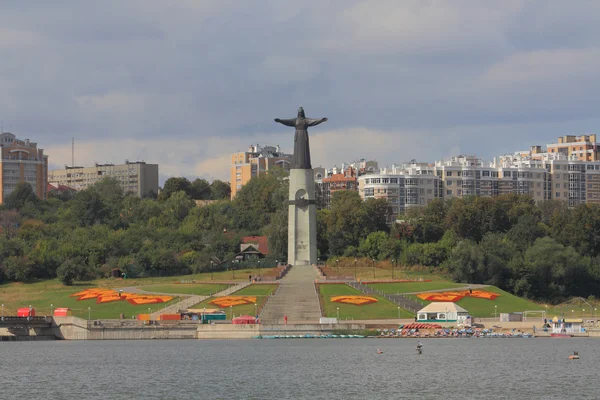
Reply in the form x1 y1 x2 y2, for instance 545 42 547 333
1 338 599 399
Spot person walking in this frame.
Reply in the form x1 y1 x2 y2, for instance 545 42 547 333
284 315 288 325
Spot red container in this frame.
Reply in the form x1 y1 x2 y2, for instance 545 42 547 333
17 308 35 317
159 314 181 321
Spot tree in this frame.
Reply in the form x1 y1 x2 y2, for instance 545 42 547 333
363 199 391 234
71 189 107 227
190 179 211 200
4 182 38 210
443 240 483 283
210 180 231 200
0 209 20 238
357 231 390 260
507 215 545 251
326 191 368 256
2 255 35 282
409 199 446 243
57 258 85 285
160 177 192 201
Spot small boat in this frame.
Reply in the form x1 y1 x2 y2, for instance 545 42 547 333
377 349 384 354
569 352 580 360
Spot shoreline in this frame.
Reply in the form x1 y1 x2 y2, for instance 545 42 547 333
1 315 598 340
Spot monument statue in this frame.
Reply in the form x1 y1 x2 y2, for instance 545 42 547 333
274 107 326 266
274 107 328 169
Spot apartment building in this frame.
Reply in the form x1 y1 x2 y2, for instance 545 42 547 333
313 160 377 209
0 132 48 203
49 161 158 198
546 134 599 162
319 166 358 209
359 161 440 217
230 144 291 199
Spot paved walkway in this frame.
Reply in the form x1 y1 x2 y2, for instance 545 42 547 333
113 282 253 319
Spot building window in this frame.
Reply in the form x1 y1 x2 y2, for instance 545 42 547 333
556 183 560 188
446 190 453 195
556 192 560 197
447 180 453 186
447 172 452 177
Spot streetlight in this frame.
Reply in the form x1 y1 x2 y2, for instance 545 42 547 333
230 305 233 320
50 304 54 316
494 305 497 320
354 258 358 280
372 259 375 279
582 308 585 318
88 307 91 321
392 259 395 280
148 307 151 315
254 303 258 317
336 307 340 320
595 308 597 319
232 262 235 279
336 259 339 276
210 260 214 280
397 306 400 320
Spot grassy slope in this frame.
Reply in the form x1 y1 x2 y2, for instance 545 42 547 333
137 283 229 295
369 282 466 294
318 284 413 320
0 279 179 319
405 286 544 318
189 284 278 317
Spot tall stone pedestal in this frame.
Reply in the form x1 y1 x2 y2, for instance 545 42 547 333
287 169 317 266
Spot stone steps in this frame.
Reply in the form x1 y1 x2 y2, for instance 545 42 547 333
259 265 322 324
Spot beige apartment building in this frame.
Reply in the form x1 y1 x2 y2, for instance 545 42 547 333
49 161 158 198
230 144 291 199
359 150 600 220
0 132 48 203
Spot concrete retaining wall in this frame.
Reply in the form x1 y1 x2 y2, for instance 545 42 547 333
53 317 197 340
197 323 367 339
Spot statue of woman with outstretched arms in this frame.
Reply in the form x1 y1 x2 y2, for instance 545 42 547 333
274 107 328 169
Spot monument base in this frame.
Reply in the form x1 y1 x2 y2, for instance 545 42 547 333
288 169 317 266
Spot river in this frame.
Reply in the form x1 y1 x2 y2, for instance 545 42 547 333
1 338 598 399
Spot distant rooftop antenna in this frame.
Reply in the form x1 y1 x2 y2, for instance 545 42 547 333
72 137 74 167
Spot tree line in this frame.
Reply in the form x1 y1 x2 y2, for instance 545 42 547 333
2 170 599 303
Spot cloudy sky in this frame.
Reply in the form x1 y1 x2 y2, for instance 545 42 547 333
2 1 600 183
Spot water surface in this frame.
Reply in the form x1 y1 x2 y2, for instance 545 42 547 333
1 338 598 399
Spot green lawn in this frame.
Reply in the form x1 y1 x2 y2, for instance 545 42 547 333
318 283 413 320
0 279 179 319
189 284 278 317
138 283 229 296
369 282 467 294
405 286 545 318
233 284 278 296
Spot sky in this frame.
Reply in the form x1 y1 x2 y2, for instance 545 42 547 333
2 1 600 184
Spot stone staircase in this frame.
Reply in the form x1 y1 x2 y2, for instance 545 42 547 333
259 265 322 324
347 282 424 313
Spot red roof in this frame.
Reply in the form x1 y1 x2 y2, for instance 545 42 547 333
242 236 269 255
47 183 75 192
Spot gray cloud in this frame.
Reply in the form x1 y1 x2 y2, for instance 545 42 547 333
1 1 600 183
